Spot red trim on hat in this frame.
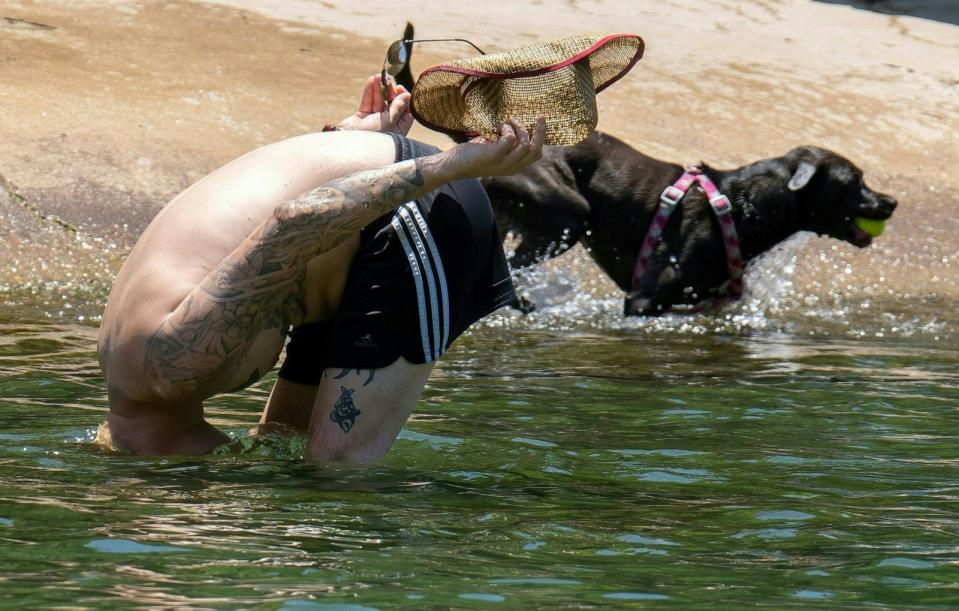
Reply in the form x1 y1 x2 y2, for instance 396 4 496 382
410 34 644 140
416 34 643 84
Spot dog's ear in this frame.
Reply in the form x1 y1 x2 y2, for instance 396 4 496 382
787 161 817 191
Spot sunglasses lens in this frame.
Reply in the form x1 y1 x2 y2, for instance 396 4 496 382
385 40 409 76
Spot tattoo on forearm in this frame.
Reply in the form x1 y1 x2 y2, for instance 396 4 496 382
334 368 375 387
265 160 427 265
144 160 427 396
331 386 361 433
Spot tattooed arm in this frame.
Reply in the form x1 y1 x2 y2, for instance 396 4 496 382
144 119 546 400
143 157 439 399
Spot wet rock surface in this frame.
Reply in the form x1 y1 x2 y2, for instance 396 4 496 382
1 0 957 306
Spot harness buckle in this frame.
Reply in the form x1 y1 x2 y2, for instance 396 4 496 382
660 185 685 207
710 194 732 216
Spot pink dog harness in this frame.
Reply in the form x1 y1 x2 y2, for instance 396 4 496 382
631 165 745 299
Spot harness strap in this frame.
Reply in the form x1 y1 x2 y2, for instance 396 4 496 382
630 165 745 299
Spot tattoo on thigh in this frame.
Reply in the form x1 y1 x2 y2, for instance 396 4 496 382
144 161 426 396
142 160 426 397
334 368 375 387
331 386 361 433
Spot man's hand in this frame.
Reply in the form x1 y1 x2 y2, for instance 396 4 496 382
439 118 546 181
335 75 414 135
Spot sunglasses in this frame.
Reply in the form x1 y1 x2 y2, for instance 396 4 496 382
380 38 487 101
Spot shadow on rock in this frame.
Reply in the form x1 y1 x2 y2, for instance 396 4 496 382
812 0 959 25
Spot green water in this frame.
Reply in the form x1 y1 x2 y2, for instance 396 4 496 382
1 291 958 608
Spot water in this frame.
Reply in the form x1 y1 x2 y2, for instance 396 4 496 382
2 238 959 607
3 51 958 605
3 0 958 604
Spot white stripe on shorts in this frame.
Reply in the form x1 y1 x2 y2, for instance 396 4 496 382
391 214 432 361
403 202 450 353
398 204 446 361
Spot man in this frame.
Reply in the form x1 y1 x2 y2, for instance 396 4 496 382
97 75 545 461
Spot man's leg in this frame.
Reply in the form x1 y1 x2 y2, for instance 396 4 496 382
256 235 362 432
100 398 230 455
142 146 465 401
103 159 416 454
305 357 434 464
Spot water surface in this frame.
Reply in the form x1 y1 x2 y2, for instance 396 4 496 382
2 258 958 607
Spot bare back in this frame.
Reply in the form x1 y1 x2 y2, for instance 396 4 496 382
99 130 397 402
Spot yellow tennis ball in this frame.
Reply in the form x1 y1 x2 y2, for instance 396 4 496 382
854 217 886 238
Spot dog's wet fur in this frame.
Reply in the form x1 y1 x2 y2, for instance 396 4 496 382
484 136 897 315
396 24 898 317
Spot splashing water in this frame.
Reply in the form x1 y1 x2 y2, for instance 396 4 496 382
2 160 957 351
1 1 958 606
0 175 122 323
486 176 958 346
2 127 958 611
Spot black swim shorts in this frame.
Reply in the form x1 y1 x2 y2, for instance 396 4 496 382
277 133 516 384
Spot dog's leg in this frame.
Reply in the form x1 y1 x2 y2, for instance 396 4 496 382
625 262 674 316
624 242 700 317
505 214 587 315
507 215 586 268
483 160 590 313
485 165 590 269
485 168 590 314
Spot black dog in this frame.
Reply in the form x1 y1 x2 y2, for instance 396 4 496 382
482 135 897 315
394 26 897 316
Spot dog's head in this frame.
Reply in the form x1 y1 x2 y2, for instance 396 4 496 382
783 146 897 247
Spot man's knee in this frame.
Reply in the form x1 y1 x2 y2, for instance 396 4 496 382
104 407 229 456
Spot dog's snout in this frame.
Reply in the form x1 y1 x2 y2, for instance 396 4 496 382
862 188 898 218
880 193 898 211
873 191 898 217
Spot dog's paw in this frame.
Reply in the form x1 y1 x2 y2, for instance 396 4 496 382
623 296 663 317
511 295 537 314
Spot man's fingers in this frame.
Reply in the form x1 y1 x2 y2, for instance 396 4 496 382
388 92 412 125
371 76 386 111
384 80 410 104
449 118 546 179
503 118 545 173
510 118 529 149
498 119 537 169
358 75 377 114
532 117 546 154
515 117 545 167
497 122 517 152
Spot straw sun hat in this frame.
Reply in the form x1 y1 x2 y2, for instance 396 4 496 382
410 34 644 146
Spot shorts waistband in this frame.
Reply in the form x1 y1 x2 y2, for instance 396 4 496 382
389 133 441 164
